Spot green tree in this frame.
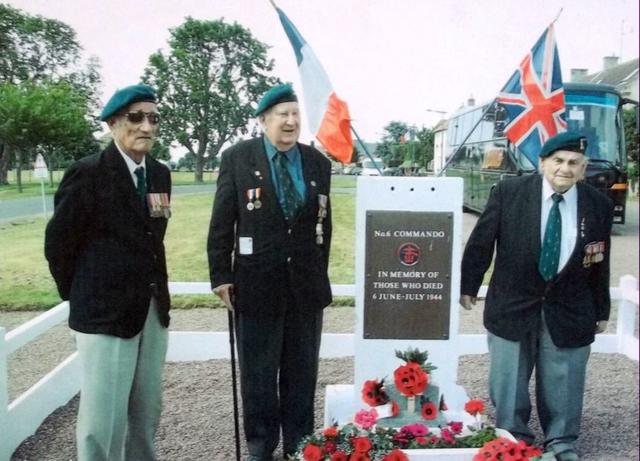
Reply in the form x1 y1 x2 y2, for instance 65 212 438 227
0 4 101 186
623 107 639 195
143 17 280 182
376 121 409 167
0 81 94 192
415 127 434 170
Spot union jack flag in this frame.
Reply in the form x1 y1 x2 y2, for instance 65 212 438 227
497 24 566 166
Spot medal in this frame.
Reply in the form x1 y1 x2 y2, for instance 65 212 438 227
146 193 171 218
245 187 262 211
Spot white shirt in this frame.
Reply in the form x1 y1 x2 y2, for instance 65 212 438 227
115 141 147 188
540 178 578 273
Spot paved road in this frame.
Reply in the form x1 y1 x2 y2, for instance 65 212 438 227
0 184 217 223
2 186 637 279
0 184 357 222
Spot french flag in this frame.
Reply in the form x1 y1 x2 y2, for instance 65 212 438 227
272 2 354 163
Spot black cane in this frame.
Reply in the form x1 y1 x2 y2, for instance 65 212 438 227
227 308 241 461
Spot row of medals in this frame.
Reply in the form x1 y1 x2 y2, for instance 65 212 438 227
246 188 262 210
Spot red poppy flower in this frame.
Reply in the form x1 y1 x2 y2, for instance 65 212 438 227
393 362 428 397
330 452 348 461
464 399 485 416
361 379 389 406
323 426 339 439
416 436 428 445
421 401 437 420
352 436 372 453
383 449 410 461
302 444 324 461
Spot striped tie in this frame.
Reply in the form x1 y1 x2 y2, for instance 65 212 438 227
539 193 563 281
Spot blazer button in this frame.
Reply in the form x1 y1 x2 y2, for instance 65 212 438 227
288 228 292 234
287 257 292 263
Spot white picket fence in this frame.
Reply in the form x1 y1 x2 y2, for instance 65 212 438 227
0 276 637 460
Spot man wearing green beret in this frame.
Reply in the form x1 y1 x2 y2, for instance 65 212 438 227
207 83 332 460
45 84 172 461
460 132 613 461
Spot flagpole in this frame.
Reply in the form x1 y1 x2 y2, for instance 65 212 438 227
350 126 384 175
437 99 498 175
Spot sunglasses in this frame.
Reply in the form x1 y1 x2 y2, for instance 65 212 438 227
122 111 160 125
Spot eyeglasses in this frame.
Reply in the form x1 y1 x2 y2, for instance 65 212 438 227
122 111 160 125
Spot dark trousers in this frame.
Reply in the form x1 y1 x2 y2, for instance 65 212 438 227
235 292 323 458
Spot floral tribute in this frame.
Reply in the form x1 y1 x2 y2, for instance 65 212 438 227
393 347 436 397
361 379 390 407
465 399 486 430
295 400 503 460
472 437 543 461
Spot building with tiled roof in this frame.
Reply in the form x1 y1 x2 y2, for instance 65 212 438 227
571 56 639 101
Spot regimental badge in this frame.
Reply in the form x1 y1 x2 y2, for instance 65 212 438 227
583 241 605 267
398 242 421 266
147 193 171 218
246 188 262 211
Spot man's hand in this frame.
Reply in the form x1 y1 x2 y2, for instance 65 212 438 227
460 295 477 311
595 320 608 334
213 283 235 311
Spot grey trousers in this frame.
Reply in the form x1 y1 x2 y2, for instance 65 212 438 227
75 299 168 461
488 315 590 454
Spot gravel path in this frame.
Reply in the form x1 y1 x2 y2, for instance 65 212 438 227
5 307 638 461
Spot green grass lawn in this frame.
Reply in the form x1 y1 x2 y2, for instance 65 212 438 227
0 170 356 199
0 190 356 311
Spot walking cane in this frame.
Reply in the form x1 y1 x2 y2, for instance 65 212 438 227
228 308 242 461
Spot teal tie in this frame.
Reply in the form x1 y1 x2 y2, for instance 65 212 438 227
539 193 563 281
274 152 304 220
134 166 146 203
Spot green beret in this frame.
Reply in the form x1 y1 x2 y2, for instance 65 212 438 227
540 132 588 158
255 84 298 116
100 84 157 121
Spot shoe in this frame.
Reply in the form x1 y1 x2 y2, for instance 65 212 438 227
245 456 273 461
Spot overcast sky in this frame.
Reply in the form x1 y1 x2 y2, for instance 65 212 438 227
8 0 640 145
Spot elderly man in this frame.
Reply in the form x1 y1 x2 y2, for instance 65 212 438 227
45 84 171 461
460 132 613 461
207 84 332 460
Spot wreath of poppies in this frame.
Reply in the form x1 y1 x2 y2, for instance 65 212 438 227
392 347 436 398
394 361 428 397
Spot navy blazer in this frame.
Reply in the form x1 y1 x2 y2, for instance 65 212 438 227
461 174 612 348
45 142 172 338
207 136 332 315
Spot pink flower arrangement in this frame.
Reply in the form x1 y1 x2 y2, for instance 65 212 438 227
353 408 378 430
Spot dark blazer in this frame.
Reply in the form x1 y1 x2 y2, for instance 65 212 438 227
207 136 332 314
461 174 612 348
45 142 171 338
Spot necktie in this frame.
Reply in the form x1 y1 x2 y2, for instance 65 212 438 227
539 193 564 281
134 166 147 203
274 152 304 220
